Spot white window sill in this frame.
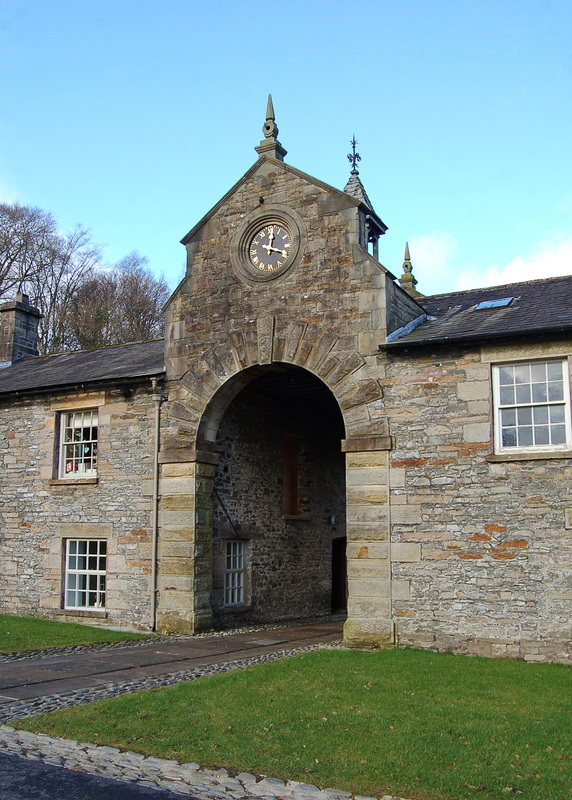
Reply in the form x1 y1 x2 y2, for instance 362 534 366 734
487 450 572 462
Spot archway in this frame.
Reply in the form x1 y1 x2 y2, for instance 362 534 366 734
198 363 346 627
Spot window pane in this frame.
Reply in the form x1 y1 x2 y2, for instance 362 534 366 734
514 364 530 384
533 406 548 424
517 427 533 447
517 407 532 426
547 361 563 381
551 424 566 444
498 366 514 385
550 405 565 423
548 382 564 402
531 383 547 403
515 384 531 404
499 386 515 405
530 362 546 382
534 426 549 445
502 428 517 447
501 408 516 426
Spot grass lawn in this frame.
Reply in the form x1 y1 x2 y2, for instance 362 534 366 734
16 648 571 800
0 614 147 654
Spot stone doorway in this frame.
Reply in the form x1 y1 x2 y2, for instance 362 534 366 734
331 536 347 612
206 364 346 628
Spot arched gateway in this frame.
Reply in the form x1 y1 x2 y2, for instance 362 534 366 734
155 99 423 647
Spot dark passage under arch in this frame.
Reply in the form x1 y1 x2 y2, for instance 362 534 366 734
206 364 346 626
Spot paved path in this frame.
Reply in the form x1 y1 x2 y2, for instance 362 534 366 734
0 619 342 706
0 618 410 800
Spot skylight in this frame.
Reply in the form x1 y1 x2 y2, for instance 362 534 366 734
474 298 513 311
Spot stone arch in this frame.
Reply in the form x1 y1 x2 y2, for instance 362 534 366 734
168 316 384 452
158 318 393 646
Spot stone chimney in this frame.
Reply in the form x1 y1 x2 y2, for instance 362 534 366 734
0 293 42 367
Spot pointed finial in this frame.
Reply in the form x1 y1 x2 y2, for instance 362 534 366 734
403 242 412 273
399 242 423 298
256 94 287 161
347 135 361 174
262 93 279 140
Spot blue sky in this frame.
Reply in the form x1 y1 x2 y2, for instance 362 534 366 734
1 0 571 296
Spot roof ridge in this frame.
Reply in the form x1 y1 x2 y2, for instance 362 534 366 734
425 273 572 301
33 338 165 361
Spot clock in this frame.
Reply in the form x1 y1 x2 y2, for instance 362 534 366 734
249 224 292 273
231 206 306 284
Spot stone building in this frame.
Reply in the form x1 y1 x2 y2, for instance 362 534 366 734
1 100 571 662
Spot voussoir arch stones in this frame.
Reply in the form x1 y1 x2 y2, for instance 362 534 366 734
164 316 385 455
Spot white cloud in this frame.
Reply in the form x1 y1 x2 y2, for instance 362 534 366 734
407 232 459 294
407 231 572 295
455 237 572 291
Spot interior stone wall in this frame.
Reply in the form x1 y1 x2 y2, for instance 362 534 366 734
210 387 345 625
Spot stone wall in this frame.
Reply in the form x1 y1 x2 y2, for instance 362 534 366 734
0 387 157 630
379 340 572 663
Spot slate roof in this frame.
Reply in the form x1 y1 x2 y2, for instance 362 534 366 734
386 275 572 348
0 340 165 397
343 172 376 213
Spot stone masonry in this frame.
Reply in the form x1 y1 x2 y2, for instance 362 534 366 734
0 387 157 630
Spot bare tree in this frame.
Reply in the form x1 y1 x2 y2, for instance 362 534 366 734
1 203 169 354
21 225 100 353
0 203 59 301
68 253 170 350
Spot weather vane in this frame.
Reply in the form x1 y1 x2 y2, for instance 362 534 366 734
347 135 361 174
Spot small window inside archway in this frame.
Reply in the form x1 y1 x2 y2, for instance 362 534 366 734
224 540 245 606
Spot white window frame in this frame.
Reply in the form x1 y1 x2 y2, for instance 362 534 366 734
64 539 107 610
224 540 245 606
492 359 572 454
59 409 98 479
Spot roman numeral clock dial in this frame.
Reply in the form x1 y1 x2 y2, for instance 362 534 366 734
249 224 292 272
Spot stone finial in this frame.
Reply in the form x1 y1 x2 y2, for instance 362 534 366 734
255 94 287 161
262 94 278 139
399 242 423 298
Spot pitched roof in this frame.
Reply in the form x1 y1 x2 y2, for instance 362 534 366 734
386 275 572 348
343 172 376 212
0 340 165 397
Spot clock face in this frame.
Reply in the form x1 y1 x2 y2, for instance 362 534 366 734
249 224 292 273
